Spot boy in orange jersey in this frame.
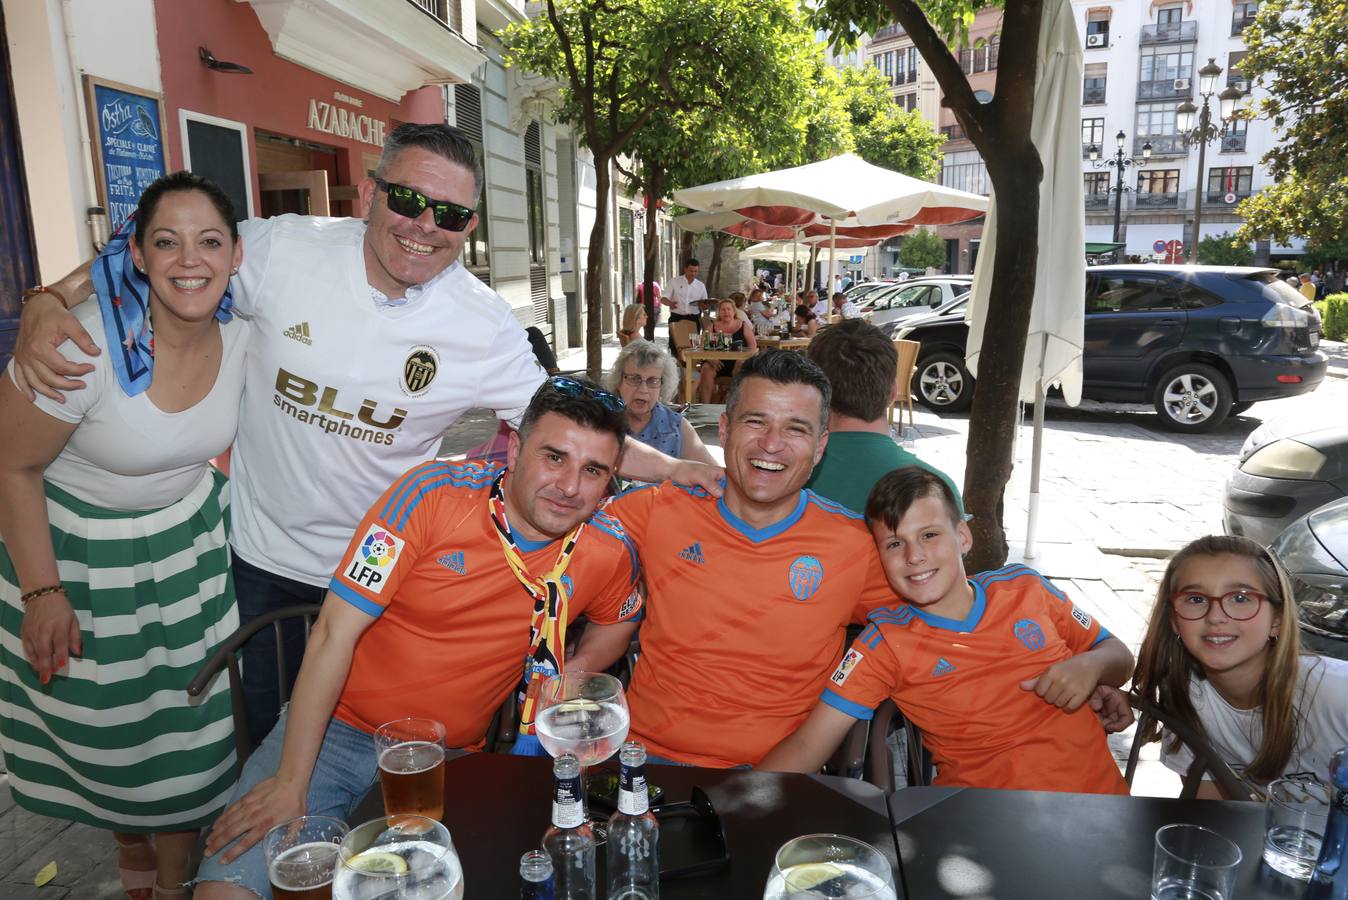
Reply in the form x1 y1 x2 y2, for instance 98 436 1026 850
609 351 896 768
196 377 643 898
759 466 1135 794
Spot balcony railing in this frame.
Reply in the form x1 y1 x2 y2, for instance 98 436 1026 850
1137 134 1188 156
873 23 905 41
1085 192 1113 210
408 0 460 32
1135 190 1182 209
1205 189 1252 206
1140 20 1198 44
1083 86 1107 105
1231 16 1256 36
1220 132 1248 153
1138 78 1193 101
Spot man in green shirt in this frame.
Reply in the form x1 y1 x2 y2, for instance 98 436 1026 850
805 319 963 515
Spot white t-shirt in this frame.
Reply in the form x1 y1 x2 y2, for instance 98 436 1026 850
228 215 545 585
1163 654 1348 790
667 276 708 315
835 300 863 319
10 300 248 510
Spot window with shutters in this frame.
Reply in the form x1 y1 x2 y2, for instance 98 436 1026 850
454 83 491 286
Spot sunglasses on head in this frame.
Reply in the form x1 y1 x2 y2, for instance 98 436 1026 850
374 178 475 232
549 375 625 413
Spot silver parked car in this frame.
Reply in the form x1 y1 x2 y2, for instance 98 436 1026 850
1270 496 1348 660
860 277 972 329
1223 421 1348 546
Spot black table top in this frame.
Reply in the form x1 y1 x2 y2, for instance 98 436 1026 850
387 753 902 899
888 786 1306 900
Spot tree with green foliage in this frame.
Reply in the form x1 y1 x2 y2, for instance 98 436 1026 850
504 0 806 375
899 227 947 269
1196 232 1254 266
618 14 818 337
837 65 944 181
814 0 1050 570
1235 0 1348 250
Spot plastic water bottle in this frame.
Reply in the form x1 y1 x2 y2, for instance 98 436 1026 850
607 741 659 899
1306 747 1348 899
520 849 554 900
542 753 595 900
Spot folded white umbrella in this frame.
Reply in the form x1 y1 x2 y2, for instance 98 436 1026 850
963 0 1086 559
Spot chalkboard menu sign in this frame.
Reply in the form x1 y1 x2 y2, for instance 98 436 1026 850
83 76 169 231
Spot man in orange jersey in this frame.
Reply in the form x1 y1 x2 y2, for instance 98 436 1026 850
609 351 896 767
759 467 1135 794
196 377 643 898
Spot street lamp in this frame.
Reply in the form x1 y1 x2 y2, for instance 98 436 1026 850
1089 129 1152 262
1176 58 1245 264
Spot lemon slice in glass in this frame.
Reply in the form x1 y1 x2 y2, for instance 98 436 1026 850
349 851 409 875
783 861 846 892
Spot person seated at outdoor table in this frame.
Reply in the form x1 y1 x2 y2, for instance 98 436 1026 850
758 467 1135 794
194 378 644 899
831 291 863 320
608 351 897 768
697 298 757 404
805 319 961 515
746 288 772 331
606 339 715 465
1127 534 1348 800
793 303 820 339
618 302 647 347
728 290 752 325
806 289 827 318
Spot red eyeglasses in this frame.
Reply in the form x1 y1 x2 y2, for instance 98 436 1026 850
1169 589 1266 621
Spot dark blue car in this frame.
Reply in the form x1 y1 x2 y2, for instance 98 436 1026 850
894 265 1326 432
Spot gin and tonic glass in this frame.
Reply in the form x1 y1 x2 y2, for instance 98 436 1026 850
534 671 630 840
333 815 462 900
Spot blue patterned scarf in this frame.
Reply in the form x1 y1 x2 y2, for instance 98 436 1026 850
93 213 235 396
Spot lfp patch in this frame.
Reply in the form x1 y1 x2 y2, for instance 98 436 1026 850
344 525 406 595
1014 618 1046 651
830 648 864 685
788 556 824 601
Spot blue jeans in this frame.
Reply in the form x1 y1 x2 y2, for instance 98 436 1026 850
232 553 326 751
194 709 378 897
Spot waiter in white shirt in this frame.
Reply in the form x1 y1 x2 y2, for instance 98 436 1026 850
663 258 708 355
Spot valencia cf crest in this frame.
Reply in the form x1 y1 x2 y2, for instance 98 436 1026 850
402 346 439 397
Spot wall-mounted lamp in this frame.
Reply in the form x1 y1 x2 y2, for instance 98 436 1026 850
199 47 253 75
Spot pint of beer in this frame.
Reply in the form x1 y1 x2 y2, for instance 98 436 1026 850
374 717 447 820
264 815 348 900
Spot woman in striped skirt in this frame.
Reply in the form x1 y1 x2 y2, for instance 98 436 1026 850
0 172 248 899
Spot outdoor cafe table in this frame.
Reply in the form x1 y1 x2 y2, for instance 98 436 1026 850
681 348 756 404
355 752 903 898
756 336 812 352
887 786 1303 900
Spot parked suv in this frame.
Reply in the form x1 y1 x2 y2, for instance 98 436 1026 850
894 265 1326 432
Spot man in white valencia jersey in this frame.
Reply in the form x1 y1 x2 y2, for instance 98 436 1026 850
13 123 720 747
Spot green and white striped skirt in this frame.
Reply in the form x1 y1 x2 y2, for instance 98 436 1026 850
0 467 240 832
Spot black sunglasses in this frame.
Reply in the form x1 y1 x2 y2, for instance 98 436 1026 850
548 375 625 413
374 178 475 232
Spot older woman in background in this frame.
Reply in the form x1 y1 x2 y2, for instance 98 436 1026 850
607 340 716 464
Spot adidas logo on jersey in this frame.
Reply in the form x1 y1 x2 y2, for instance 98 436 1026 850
283 322 313 345
677 542 705 565
436 551 467 575
931 657 957 677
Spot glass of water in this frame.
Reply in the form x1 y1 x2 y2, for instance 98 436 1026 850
764 833 897 900
333 815 463 900
1151 824 1242 900
1264 778 1330 880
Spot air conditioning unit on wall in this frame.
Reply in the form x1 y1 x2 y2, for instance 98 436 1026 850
1086 33 1106 48
1173 77 1191 91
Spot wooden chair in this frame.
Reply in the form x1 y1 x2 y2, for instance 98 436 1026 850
187 604 322 765
888 339 920 429
669 320 697 365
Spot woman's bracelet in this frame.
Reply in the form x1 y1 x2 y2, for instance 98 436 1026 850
20 584 66 604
